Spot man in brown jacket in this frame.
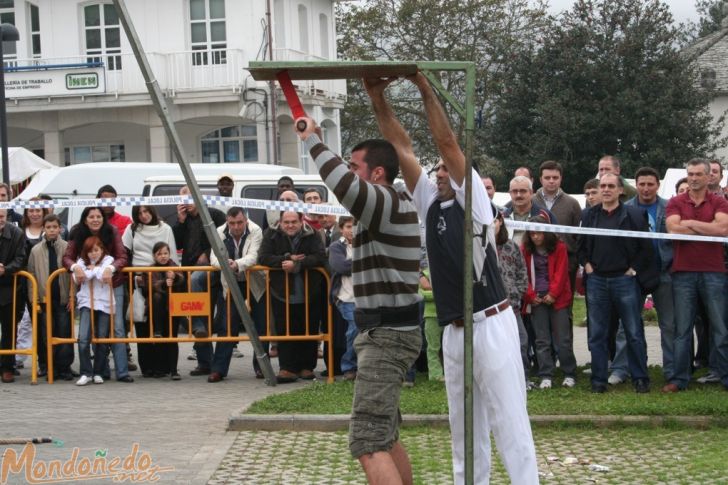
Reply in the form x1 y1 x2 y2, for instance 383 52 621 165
532 160 582 292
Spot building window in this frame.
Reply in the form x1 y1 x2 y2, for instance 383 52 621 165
319 14 328 58
190 0 226 66
68 143 125 164
0 0 16 63
29 3 40 58
297 4 308 52
701 68 717 90
201 125 258 163
273 0 285 49
84 3 122 70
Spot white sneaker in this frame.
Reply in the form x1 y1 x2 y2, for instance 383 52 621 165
93 375 104 384
562 377 576 388
697 372 720 384
76 375 92 386
608 374 625 385
231 348 244 359
526 380 536 391
187 350 197 361
539 378 552 390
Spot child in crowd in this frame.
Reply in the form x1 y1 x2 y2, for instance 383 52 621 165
493 209 531 388
521 214 576 390
74 236 115 386
328 216 357 381
27 214 73 380
138 241 185 379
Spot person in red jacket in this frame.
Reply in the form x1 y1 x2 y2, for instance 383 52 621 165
521 214 576 390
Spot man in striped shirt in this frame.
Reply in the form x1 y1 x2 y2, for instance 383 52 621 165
296 118 423 484
363 73 538 484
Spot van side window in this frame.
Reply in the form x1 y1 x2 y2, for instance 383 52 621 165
152 184 218 226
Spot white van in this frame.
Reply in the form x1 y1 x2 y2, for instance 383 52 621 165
17 162 303 228
142 173 339 228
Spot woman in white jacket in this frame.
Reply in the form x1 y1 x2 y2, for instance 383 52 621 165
122 205 178 377
74 236 115 386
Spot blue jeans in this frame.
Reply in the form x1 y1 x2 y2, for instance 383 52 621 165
198 282 265 377
672 272 728 389
98 285 129 379
587 274 648 386
190 270 209 333
611 273 675 381
337 301 358 373
78 308 110 377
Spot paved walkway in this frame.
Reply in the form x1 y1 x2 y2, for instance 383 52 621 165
209 426 728 484
0 325 665 485
0 341 310 485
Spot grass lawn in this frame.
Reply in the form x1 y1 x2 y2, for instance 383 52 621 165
247 366 728 417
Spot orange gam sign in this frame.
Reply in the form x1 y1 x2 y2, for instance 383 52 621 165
169 292 210 316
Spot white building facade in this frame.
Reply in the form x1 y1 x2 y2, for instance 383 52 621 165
1 0 346 171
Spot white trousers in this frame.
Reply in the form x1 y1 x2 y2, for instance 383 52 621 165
443 306 539 484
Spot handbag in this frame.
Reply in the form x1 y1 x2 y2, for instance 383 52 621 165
126 285 147 322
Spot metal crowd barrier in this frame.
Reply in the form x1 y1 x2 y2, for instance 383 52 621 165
45 265 334 383
0 272 39 385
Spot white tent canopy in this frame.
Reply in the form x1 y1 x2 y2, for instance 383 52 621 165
0 147 55 185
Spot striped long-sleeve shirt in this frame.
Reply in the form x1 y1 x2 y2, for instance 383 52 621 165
304 135 422 311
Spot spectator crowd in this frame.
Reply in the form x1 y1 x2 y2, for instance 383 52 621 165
1 155 728 395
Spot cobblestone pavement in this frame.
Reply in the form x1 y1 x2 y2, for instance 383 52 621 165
0 340 310 485
0 326 667 484
210 426 728 484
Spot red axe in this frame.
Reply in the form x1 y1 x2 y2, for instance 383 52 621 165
276 71 308 132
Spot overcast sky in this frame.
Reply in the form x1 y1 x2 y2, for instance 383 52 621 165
546 0 699 24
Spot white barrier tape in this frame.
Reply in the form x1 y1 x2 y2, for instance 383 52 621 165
505 219 728 244
1 195 725 243
0 195 349 216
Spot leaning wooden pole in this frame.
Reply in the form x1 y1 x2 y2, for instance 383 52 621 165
111 0 277 385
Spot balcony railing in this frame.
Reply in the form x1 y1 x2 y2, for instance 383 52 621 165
4 47 347 102
4 49 246 97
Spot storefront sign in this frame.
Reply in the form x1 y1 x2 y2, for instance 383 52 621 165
4 66 106 99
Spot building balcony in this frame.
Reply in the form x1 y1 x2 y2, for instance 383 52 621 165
3 47 346 105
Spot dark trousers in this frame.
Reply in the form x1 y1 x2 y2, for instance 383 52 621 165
0 303 16 372
694 300 710 368
39 306 74 374
273 299 319 373
134 291 179 375
321 304 346 376
249 293 270 374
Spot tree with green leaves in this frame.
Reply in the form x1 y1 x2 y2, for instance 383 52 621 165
335 0 549 178
692 0 727 39
485 0 726 192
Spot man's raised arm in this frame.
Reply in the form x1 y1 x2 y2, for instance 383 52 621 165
363 77 422 194
409 73 466 185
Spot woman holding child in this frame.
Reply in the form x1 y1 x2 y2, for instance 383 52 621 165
122 205 180 379
63 206 133 383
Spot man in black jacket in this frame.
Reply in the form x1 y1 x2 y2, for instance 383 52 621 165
258 210 326 383
0 209 26 383
579 173 654 394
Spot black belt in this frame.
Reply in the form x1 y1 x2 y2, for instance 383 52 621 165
451 300 510 327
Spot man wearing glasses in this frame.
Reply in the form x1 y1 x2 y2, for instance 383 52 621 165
579 173 654 394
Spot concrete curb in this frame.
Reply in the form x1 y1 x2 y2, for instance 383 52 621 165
228 414 728 431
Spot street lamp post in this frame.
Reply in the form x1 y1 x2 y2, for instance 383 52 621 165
0 23 20 185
